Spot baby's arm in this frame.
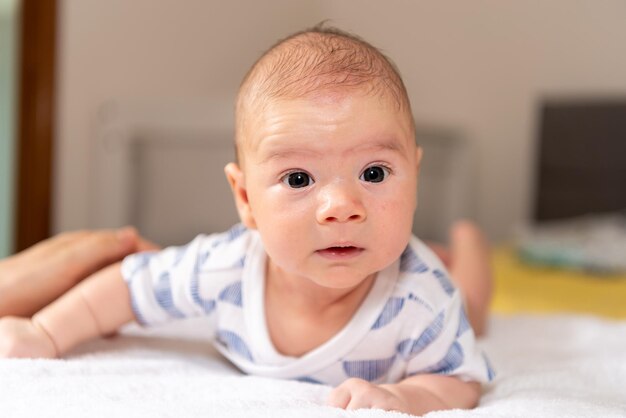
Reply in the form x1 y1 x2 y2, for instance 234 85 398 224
328 374 480 415
0 263 134 358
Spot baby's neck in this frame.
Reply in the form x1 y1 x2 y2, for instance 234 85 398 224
265 261 375 313
264 262 376 357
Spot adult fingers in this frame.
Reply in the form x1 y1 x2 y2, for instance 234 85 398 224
0 230 95 288
5 230 91 270
15 228 138 291
59 227 142 274
135 236 161 252
0 228 145 318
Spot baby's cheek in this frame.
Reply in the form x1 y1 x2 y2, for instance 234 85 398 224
376 217 412 259
263 234 302 269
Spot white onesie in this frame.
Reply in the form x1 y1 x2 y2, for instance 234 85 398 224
121 224 495 386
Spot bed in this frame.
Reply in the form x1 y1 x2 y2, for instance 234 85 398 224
5 101 620 416
1 249 625 418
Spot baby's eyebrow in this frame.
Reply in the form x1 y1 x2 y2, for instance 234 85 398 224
352 139 406 155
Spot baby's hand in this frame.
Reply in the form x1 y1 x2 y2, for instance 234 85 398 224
326 378 411 413
0 316 57 358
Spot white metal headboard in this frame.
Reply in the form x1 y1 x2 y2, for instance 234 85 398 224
93 102 474 245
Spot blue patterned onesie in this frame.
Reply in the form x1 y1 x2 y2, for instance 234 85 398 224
121 224 495 386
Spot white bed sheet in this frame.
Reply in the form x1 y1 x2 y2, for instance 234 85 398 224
1 314 625 418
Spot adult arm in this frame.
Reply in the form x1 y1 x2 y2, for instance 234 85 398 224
0 227 158 317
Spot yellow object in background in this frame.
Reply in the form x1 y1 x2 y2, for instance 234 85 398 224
491 247 626 319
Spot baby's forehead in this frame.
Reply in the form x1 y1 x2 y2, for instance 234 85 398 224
239 92 414 159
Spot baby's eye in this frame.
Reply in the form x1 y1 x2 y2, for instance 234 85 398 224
281 171 314 188
360 165 390 183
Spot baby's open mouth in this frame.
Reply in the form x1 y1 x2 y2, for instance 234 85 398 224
316 245 364 259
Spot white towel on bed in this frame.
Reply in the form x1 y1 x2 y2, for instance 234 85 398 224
1 314 625 418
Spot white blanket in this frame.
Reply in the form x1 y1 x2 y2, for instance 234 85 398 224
1 314 625 418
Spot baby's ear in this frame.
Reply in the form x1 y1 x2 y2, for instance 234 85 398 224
414 146 424 209
415 146 423 175
224 163 257 229
415 146 424 179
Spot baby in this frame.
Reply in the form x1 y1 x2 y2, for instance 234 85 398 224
0 27 494 415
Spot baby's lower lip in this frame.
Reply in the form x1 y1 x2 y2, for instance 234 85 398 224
316 246 364 260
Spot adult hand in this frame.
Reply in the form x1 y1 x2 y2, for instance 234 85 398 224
0 227 159 317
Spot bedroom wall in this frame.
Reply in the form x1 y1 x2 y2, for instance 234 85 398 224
54 0 626 242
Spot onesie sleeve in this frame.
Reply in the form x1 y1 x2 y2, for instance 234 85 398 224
402 286 495 383
120 224 249 326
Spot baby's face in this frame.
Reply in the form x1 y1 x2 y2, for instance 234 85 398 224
228 92 421 289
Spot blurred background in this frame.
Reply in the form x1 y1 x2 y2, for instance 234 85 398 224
1 0 626 260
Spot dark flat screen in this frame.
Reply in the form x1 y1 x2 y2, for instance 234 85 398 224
534 99 626 221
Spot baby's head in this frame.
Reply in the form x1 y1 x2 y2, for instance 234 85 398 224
234 26 415 163
226 26 423 289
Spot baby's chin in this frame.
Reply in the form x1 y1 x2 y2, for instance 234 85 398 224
302 264 383 291
270 260 369 289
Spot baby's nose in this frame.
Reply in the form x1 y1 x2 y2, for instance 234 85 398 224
316 183 366 224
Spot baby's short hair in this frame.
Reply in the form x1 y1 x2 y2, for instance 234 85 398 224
235 24 415 160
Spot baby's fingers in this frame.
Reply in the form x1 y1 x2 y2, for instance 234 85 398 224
326 384 352 409
327 378 410 413
327 378 378 410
